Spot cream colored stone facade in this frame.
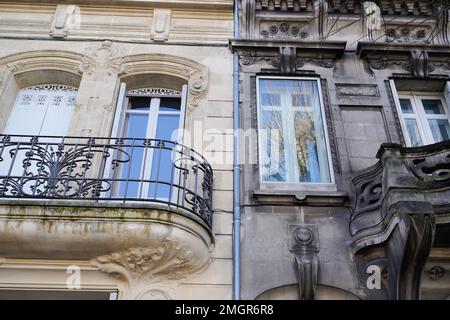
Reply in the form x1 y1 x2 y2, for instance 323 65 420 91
0 0 234 300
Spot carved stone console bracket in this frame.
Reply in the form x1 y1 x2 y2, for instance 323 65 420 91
288 224 319 300
351 142 450 300
357 42 450 78
230 39 346 71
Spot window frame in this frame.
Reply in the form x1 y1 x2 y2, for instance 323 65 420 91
256 76 335 187
391 83 450 146
105 83 188 200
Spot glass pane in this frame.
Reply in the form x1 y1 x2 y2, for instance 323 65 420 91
399 99 414 114
292 80 330 183
149 114 180 199
159 98 181 111
428 119 450 142
404 119 423 147
129 97 150 110
117 113 149 198
258 79 331 183
292 93 312 107
260 110 286 182
422 99 445 115
261 93 281 107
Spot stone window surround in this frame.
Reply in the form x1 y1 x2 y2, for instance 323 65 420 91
0 49 209 138
255 75 336 188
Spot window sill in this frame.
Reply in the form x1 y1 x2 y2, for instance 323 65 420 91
253 189 348 206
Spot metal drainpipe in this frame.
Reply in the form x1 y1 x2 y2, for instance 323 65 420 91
232 0 241 301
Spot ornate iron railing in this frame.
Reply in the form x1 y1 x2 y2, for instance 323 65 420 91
0 135 213 228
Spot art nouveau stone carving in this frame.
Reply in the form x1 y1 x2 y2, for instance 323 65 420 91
80 41 124 77
289 224 319 300
50 5 81 39
90 239 196 283
351 142 450 299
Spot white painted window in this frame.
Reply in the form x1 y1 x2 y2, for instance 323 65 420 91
392 89 450 147
110 84 187 199
256 77 333 184
0 84 77 184
3 84 77 136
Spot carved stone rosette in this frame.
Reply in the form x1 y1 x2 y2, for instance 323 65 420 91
351 142 450 300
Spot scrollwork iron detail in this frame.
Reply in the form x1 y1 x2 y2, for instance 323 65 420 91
0 135 213 228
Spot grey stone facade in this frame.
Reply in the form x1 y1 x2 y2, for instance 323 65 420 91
233 0 450 300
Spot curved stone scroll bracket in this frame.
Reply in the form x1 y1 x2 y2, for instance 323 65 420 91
294 254 318 300
289 224 320 300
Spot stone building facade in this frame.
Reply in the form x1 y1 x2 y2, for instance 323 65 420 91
0 0 234 299
233 0 450 300
0 0 449 301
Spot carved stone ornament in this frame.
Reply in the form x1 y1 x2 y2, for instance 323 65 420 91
349 142 450 299
0 51 94 77
113 54 208 114
50 5 81 38
427 266 446 281
90 238 196 285
79 41 124 76
239 51 335 70
151 9 171 42
259 21 309 40
289 224 319 300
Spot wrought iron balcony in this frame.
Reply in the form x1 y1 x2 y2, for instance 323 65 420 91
0 135 213 228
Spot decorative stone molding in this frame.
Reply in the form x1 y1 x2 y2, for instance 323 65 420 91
80 41 124 77
279 47 297 73
350 142 450 299
362 2 382 42
385 26 430 44
238 50 337 70
427 266 446 281
113 54 208 113
151 9 171 42
289 224 319 300
50 5 81 39
336 84 380 97
357 42 450 77
0 50 93 76
313 0 328 40
259 21 309 40
232 39 346 71
241 0 256 38
127 88 181 96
